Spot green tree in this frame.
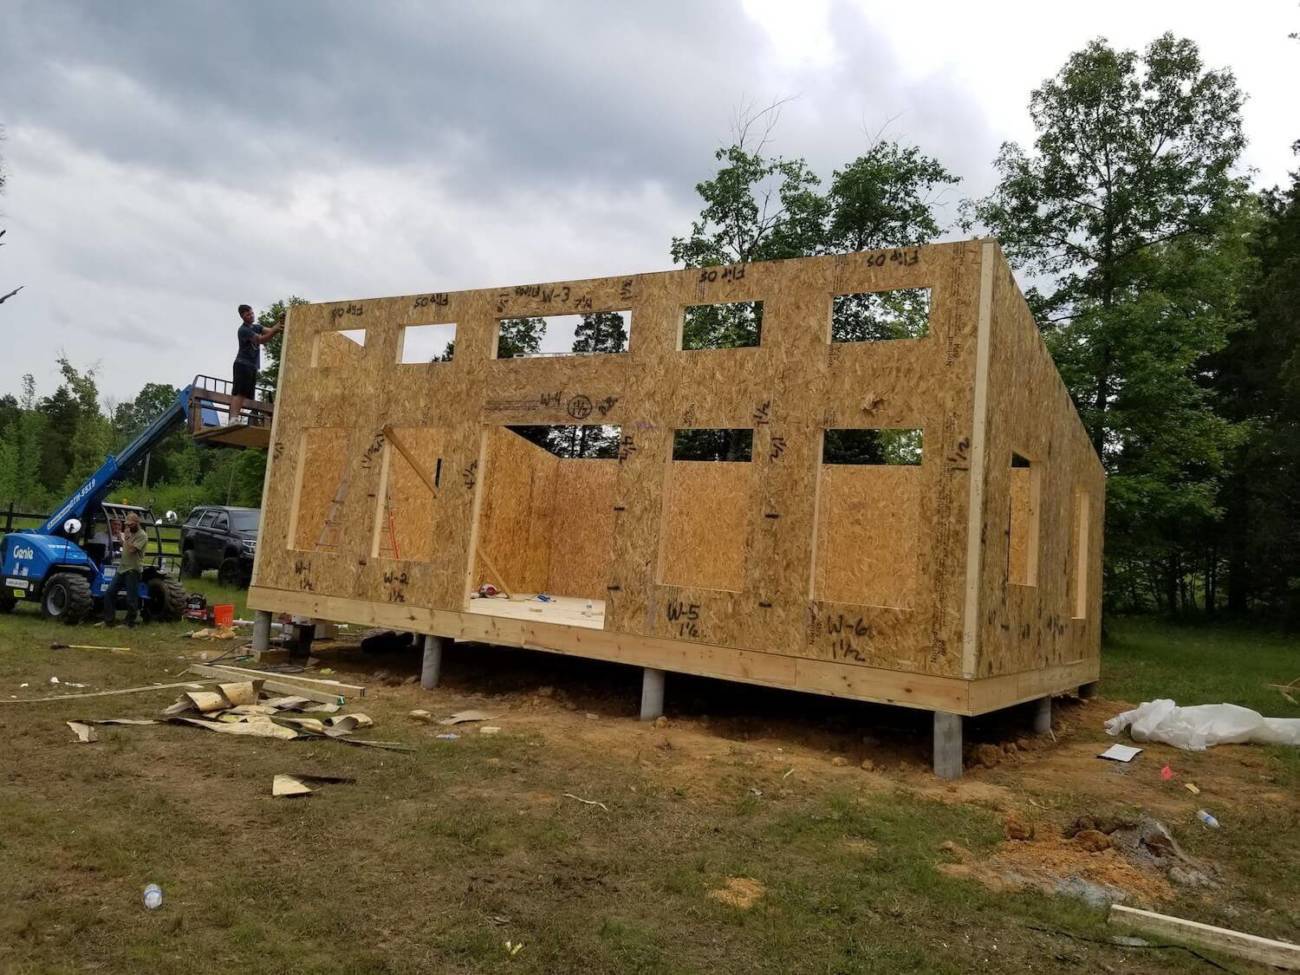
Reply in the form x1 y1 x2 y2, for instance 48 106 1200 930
1212 147 1300 620
670 108 827 352
827 142 957 342
673 115 957 348
670 144 827 268
257 296 309 397
12 375 47 507
36 359 110 493
571 312 628 355
966 34 1250 611
496 317 545 358
825 142 958 252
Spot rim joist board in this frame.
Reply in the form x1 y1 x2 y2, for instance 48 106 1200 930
248 239 1103 716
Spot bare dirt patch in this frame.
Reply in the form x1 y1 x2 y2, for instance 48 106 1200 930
708 876 766 909
939 833 1175 906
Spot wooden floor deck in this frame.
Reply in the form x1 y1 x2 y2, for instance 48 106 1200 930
465 593 605 630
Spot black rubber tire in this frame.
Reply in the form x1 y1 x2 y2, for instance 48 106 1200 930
217 556 247 588
145 577 187 622
41 572 93 623
180 548 200 579
0 592 15 613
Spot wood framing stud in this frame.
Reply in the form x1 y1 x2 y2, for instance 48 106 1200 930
421 634 445 689
1032 695 1052 734
1109 904 1300 972
252 610 272 653
640 667 665 721
933 711 963 780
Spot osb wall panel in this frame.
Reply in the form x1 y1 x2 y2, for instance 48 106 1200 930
813 465 920 609
659 461 755 592
474 427 557 593
316 330 366 369
976 247 1105 677
253 241 991 681
291 427 350 551
547 459 618 598
380 426 449 565
1007 466 1035 587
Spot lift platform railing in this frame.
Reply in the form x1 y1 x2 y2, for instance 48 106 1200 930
187 373 275 434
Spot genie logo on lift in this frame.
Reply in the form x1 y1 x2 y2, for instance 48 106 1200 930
12 546 35 561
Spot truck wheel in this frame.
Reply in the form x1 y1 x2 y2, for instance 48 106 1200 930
41 573 92 623
145 577 187 622
0 592 15 613
181 549 200 578
218 557 245 588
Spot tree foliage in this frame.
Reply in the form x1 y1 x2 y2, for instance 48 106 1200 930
496 317 545 358
672 111 956 350
967 33 1254 613
258 296 309 396
0 359 265 517
1209 147 1300 621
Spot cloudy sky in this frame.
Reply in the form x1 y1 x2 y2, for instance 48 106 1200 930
1 0 1296 403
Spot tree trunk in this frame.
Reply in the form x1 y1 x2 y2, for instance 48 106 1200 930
1205 545 1218 618
1165 555 1179 617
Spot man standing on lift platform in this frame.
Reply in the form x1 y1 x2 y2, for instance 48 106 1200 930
230 304 282 425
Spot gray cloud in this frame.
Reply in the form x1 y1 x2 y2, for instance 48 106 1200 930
8 1 1284 406
0 0 778 198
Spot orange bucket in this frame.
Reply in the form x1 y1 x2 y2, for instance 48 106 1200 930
213 604 235 629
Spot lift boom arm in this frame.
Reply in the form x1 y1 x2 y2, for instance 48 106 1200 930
41 385 193 535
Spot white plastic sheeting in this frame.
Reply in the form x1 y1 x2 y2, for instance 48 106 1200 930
1105 699 1300 751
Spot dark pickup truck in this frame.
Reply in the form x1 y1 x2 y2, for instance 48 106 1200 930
180 505 259 587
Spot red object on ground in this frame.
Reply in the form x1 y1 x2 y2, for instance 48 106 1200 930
212 604 235 629
1160 764 1173 781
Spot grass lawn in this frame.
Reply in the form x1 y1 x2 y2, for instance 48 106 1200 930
0 605 1296 974
1104 615 1300 716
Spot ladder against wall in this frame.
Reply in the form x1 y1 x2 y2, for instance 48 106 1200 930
249 239 1105 720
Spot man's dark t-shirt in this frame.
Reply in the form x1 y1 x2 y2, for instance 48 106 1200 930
236 322 265 369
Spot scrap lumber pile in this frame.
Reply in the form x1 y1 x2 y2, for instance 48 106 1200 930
70 667 409 752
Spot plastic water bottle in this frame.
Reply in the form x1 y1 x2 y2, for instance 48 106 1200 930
143 883 163 909
1196 809 1220 829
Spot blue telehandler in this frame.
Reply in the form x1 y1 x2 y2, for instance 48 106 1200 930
0 381 228 623
0 375 271 623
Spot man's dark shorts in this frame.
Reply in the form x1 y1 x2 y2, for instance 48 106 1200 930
232 361 257 398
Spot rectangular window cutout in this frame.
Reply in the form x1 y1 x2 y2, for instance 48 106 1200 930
1008 452 1041 587
812 429 924 608
312 328 367 368
289 427 350 551
1073 490 1090 619
660 428 755 591
495 312 630 359
397 323 456 364
831 288 930 342
681 301 762 350
822 428 922 466
371 426 448 563
466 426 618 629
506 425 621 459
672 428 753 462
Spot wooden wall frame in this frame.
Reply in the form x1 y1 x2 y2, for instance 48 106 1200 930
248 239 1104 717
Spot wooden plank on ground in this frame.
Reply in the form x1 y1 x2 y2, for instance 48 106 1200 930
197 663 366 697
0 680 212 705
186 665 349 704
1109 904 1300 972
